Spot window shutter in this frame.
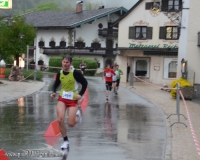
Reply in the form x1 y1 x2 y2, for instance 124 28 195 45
161 0 168 11
129 26 135 39
147 27 153 39
159 27 166 39
178 27 181 39
145 2 153 10
179 0 182 10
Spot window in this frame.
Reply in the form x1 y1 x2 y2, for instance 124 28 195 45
168 0 180 11
164 58 177 79
161 0 182 11
60 41 66 47
166 27 178 39
129 26 152 40
159 26 179 40
136 26 146 39
38 41 45 48
168 61 177 78
49 41 55 48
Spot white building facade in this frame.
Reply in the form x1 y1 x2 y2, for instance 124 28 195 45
177 0 200 87
114 0 182 85
24 4 127 72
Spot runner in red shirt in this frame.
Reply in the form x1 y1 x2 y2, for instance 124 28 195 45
103 64 115 102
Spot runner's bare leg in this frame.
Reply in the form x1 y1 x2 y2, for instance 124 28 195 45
57 101 67 137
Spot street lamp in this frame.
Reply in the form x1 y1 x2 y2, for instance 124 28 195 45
181 58 187 79
19 34 24 55
17 34 24 67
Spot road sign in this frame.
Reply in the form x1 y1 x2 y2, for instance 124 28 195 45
0 0 12 9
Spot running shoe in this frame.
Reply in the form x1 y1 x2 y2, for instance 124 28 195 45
115 92 118 95
62 148 69 159
76 109 82 126
61 141 69 150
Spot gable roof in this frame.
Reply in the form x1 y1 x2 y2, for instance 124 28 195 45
0 10 10 18
23 7 128 29
113 0 143 27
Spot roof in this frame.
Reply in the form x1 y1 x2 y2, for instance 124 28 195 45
0 10 10 18
113 0 143 27
23 7 128 29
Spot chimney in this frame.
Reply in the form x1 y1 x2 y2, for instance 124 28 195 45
76 1 83 13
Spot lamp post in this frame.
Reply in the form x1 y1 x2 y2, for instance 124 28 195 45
181 58 187 80
18 34 24 67
19 34 24 55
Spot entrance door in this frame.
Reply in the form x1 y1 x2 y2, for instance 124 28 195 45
133 58 150 78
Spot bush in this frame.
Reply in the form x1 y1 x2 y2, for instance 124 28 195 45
48 57 62 73
73 57 98 76
5 68 43 81
5 56 14 68
170 78 192 98
48 57 98 76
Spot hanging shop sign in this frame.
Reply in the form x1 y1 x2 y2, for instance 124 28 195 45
129 43 178 49
0 0 12 9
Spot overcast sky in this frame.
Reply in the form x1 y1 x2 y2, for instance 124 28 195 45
84 0 138 10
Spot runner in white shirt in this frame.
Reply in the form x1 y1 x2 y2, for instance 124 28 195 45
112 66 119 96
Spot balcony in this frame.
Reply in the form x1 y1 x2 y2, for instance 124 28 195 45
98 28 118 37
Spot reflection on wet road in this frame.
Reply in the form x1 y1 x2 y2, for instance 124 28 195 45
0 74 167 160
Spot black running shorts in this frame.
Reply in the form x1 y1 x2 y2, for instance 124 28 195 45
106 82 112 91
116 79 120 87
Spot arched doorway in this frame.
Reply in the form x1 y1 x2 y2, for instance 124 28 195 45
133 58 150 77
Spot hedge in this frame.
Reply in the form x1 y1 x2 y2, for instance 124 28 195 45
48 57 98 76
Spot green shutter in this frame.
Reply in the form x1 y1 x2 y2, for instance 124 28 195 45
161 0 168 11
159 27 166 39
178 27 180 39
179 0 182 10
129 26 135 39
147 27 153 39
145 2 153 10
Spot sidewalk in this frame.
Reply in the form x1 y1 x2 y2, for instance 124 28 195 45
121 81 200 160
0 79 45 104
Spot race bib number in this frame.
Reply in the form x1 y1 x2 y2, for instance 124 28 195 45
81 66 84 68
106 73 111 77
62 91 74 100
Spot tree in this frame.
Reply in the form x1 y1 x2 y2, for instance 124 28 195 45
16 2 61 16
0 16 36 66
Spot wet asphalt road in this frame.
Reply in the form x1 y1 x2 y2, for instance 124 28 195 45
0 73 167 160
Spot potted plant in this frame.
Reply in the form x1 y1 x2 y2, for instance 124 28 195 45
170 78 194 100
91 38 101 49
38 56 44 66
75 37 85 48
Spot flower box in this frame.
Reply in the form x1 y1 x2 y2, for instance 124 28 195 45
180 86 194 100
